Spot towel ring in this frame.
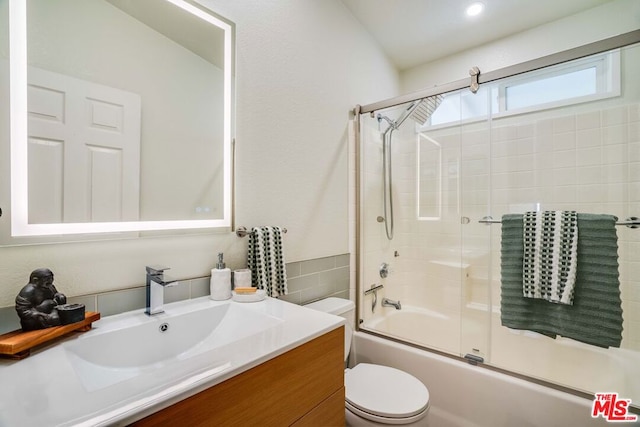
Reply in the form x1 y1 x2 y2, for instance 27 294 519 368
235 226 288 238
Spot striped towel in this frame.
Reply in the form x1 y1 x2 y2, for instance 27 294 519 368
501 213 623 348
523 211 578 305
247 226 288 297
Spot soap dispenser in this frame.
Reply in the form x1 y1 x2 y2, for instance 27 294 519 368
210 253 232 300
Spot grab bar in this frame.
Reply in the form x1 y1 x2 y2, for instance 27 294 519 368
479 215 640 229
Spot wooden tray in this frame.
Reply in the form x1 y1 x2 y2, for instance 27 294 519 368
0 312 100 360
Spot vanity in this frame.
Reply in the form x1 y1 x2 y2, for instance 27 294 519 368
0 297 345 426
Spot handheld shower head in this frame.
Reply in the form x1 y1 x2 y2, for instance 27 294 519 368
409 94 444 126
389 94 444 130
378 93 444 241
377 94 444 136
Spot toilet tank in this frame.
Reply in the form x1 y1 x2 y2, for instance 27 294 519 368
304 297 354 361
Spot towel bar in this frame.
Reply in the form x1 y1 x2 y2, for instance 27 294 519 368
478 216 639 228
235 226 288 238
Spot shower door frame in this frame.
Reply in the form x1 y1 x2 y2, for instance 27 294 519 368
352 29 640 401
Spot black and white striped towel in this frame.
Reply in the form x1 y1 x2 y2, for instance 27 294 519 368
247 226 288 297
522 211 578 305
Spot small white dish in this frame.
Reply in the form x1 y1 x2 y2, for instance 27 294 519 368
232 289 266 302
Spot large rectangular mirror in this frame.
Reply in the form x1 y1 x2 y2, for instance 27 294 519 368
8 0 234 237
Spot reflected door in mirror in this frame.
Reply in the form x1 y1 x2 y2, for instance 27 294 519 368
28 67 141 224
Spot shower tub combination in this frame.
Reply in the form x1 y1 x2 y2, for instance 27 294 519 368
352 331 624 427
353 32 640 426
358 299 640 426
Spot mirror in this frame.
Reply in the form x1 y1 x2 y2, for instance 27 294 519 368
9 0 234 236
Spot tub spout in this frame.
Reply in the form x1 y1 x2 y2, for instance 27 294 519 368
382 298 401 310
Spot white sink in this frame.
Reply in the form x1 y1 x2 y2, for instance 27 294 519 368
66 304 230 369
64 300 282 391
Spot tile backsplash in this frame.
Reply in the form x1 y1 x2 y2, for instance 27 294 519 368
0 253 351 334
278 253 350 305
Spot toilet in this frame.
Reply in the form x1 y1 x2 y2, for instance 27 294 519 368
304 297 430 426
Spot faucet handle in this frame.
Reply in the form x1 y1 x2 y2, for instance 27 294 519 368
146 266 170 275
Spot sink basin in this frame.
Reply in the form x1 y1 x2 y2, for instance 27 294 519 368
65 300 282 391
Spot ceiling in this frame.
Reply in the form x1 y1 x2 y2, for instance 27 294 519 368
106 0 225 67
340 0 616 70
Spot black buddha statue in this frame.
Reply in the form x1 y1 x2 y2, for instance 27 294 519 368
15 268 67 331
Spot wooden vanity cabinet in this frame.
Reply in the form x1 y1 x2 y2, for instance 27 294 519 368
132 326 345 427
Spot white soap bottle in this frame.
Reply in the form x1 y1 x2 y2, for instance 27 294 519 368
210 252 231 300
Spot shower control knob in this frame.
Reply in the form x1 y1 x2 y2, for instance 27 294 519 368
380 262 389 278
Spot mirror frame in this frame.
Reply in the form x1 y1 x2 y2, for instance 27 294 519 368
9 0 234 236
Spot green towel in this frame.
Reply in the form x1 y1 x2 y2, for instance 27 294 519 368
501 213 623 348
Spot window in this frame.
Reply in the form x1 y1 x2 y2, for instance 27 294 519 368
499 50 619 113
423 49 620 129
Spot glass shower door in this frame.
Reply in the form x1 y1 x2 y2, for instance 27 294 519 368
358 38 640 408
457 95 493 364
416 86 494 361
359 97 474 357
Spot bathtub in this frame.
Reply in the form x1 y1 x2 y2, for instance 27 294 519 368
352 332 623 427
357 305 640 426
364 305 459 352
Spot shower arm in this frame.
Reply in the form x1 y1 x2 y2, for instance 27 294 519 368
377 114 395 129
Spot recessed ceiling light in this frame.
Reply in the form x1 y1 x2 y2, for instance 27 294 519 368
466 2 485 17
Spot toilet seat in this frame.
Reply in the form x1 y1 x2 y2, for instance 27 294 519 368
345 363 430 424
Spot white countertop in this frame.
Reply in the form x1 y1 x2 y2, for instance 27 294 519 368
0 296 344 426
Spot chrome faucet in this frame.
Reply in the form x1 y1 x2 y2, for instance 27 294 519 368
145 266 178 316
382 297 401 310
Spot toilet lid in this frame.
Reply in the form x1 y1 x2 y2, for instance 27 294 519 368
345 363 430 419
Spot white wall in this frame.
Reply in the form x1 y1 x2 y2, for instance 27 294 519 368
402 0 640 94
204 0 398 260
0 0 398 307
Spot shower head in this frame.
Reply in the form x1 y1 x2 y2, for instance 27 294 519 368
378 94 444 139
409 94 444 125
378 93 443 242
392 94 444 130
